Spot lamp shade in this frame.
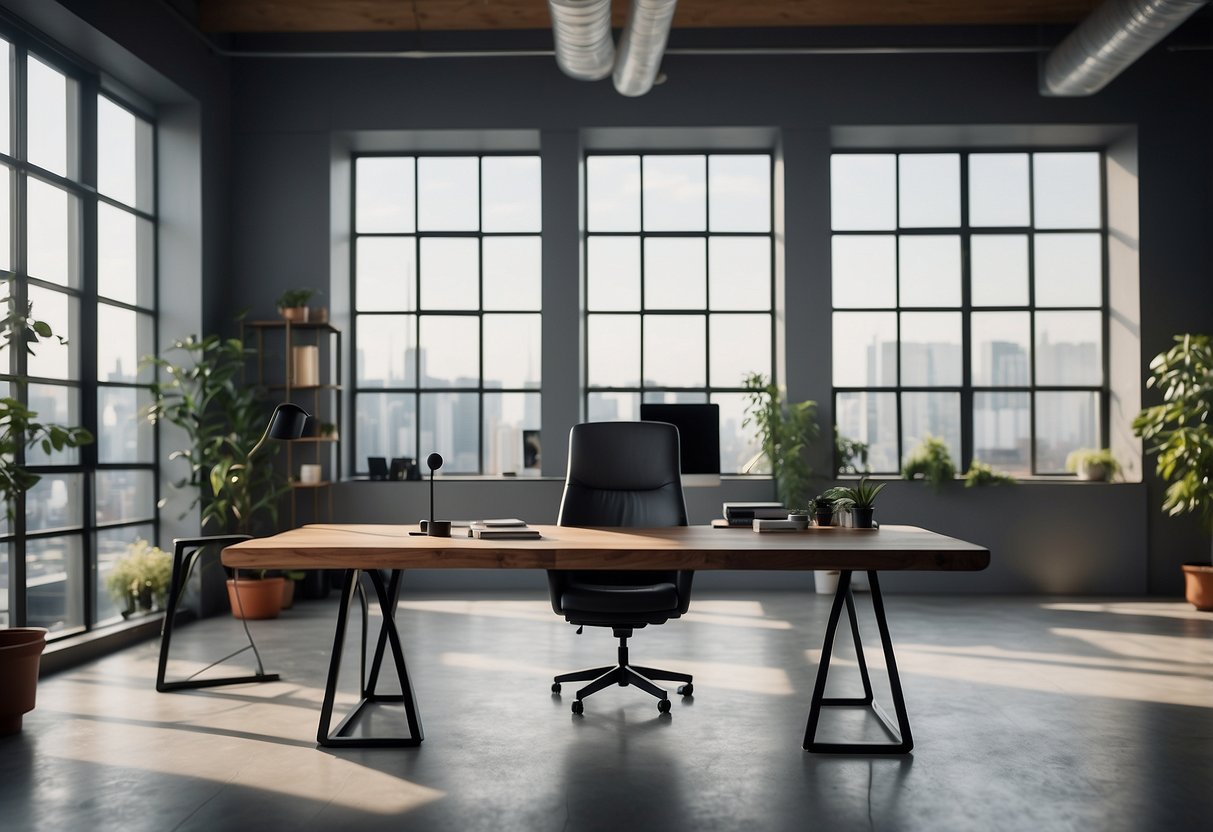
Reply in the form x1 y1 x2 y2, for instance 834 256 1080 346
266 403 311 441
248 403 312 459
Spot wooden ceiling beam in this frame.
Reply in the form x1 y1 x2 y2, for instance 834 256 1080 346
198 0 1099 34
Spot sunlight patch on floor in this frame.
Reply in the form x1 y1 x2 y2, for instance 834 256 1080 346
1041 600 1210 621
1051 626 1213 666
846 641 1213 708
47 719 443 813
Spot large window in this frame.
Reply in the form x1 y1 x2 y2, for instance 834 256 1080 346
1 32 157 633
583 153 774 473
352 155 542 475
831 151 1105 476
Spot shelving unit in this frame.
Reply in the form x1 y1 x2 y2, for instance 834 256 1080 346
245 319 342 529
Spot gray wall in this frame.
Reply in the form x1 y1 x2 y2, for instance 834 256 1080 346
225 44 1213 594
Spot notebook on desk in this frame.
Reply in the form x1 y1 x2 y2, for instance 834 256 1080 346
467 521 541 540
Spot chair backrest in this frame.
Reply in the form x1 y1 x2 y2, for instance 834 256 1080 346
557 421 688 528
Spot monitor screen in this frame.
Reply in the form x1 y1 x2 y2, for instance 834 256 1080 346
640 403 721 486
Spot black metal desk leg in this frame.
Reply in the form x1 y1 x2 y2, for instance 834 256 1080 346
803 570 914 754
317 569 424 748
156 535 280 693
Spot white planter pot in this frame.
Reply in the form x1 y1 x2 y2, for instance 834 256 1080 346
814 570 840 595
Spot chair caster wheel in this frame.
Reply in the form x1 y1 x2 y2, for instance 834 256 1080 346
677 683 693 696
552 683 561 693
658 698 671 714
571 700 584 714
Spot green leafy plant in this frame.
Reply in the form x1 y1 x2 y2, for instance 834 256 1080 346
903 434 956 491
834 427 870 475
812 495 836 513
146 333 288 535
824 477 887 510
1064 447 1121 482
105 539 172 614
276 288 316 310
742 372 820 510
0 297 94 519
1132 334 1213 536
964 461 1017 488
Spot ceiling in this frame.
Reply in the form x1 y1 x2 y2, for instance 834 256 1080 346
196 0 1102 34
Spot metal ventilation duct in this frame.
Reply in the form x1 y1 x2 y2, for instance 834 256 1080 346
613 0 679 97
1042 0 1208 95
548 0 616 81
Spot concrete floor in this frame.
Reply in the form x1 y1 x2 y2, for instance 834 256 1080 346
3 591 1212 832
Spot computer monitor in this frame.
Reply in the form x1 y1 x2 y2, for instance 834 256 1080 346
640 403 721 487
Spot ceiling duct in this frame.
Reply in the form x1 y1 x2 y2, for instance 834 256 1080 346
1042 0 1208 95
613 0 679 97
548 0 616 81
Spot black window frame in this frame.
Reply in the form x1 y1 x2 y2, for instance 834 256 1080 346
350 151 543 476
0 22 159 638
830 148 1109 478
582 150 777 474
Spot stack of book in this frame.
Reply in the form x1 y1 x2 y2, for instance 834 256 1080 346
466 519 542 540
721 502 788 527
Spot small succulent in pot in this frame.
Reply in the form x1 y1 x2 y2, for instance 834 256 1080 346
812 495 836 527
823 477 887 529
276 288 316 323
1064 448 1121 482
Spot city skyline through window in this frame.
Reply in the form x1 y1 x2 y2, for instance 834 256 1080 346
831 151 1105 476
352 154 542 475
1 30 158 635
584 152 775 474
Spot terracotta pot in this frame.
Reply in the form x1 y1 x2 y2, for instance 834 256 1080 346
279 306 309 323
0 628 49 736
1181 564 1213 611
281 578 296 610
226 577 285 620
310 306 328 323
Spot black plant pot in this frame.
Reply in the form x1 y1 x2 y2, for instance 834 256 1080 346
851 507 875 528
814 512 833 527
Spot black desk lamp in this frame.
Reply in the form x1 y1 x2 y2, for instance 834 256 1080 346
250 402 311 457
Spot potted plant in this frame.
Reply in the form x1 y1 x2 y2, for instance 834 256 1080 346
226 571 285 620
964 461 1017 488
1132 333 1213 610
146 331 291 618
0 298 92 735
742 372 820 510
824 477 887 529
105 539 172 617
812 495 836 527
903 434 956 491
0 627 48 736
276 288 316 323
1065 448 1121 482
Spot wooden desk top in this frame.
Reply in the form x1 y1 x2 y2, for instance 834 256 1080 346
222 524 990 573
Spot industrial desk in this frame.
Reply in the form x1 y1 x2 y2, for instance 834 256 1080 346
223 523 989 754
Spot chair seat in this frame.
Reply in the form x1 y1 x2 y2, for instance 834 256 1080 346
561 581 679 614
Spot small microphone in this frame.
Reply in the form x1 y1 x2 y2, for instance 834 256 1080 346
425 453 450 537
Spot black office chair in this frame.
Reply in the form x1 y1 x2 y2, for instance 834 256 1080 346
548 421 695 715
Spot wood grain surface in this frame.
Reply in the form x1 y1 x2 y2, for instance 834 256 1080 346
222 524 990 572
